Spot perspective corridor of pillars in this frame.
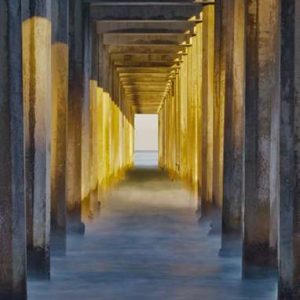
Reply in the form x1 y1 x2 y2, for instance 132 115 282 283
159 4 217 216
1 0 300 299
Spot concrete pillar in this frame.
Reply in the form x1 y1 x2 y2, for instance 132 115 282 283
221 0 245 254
67 0 85 234
243 0 280 274
89 22 100 218
51 0 69 257
213 0 224 210
201 4 215 216
82 3 91 211
22 0 52 279
0 0 26 298
278 1 299 298
196 22 203 214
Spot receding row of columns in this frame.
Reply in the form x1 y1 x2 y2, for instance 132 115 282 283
0 0 135 298
159 1 300 298
159 4 216 216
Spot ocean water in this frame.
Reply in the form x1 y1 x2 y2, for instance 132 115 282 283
28 167 277 300
134 151 158 167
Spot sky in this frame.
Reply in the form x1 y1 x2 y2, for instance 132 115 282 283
134 114 158 151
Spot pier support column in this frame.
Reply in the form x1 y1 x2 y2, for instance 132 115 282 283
243 0 280 274
212 0 224 211
0 0 26 298
51 0 69 257
278 1 300 298
89 22 100 219
221 0 245 255
201 4 215 216
23 0 52 279
82 3 91 214
67 0 85 234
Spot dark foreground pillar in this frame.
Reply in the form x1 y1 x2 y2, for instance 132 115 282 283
51 0 69 256
278 1 300 298
220 0 245 256
67 0 85 234
243 0 280 276
0 0 26 298
22 0 52 279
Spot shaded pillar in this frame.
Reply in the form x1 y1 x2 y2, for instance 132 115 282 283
278 0 300 298
243 0 280 274
81 3 91 213
221 0 245 255
89 21 101 219
201 4 215 216
0 0 26 298
67 0 85 234
51 0 69 257
212 0 224 210
22 0 52 279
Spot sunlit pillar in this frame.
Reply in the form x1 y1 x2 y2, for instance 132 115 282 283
82 3 91 211
50 0 69 257
99 39 108 191
196 22 203 214
67 0 85 234
175 72 181 177
243 0 280 274
201 5 215 216
0 0 26 298
23 0 52 279
278 1 300 298
220 0 245 255
180 53 188 180
192 36 199 195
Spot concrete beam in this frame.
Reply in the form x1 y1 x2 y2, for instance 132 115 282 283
90 4 202 21
0 0 26 298
103 32 190 45
108 44 189 54
96 20 196 34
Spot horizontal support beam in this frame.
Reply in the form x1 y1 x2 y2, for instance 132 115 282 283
108 44 188 53
90 4 202 20
103 32 190 45
96 20 197 34
87 1 211 5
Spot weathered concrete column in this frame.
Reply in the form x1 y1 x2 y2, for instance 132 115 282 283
89 22 100 219
278 1 300 298
196 22 203 215
213 0 224 211
23 0 52 279
51 0 69 257
82 3 91 211
221 0 245 255
67 0 85 234
0 0 26 298
243 0 280 274
201 4 215 216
